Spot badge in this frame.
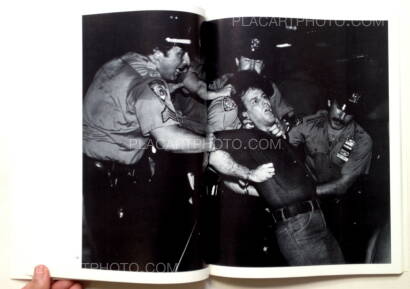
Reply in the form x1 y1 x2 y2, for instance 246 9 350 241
337 137 356 162
223 97 237 112
148 79 169 101
250 38 261 52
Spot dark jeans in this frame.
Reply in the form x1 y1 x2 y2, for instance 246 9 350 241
275 209 345 266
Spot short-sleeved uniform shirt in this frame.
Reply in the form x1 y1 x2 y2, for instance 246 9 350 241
83 52 179 164
288 110 373 183
207 72 293 133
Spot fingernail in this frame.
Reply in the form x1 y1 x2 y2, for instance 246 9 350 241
34 265 47 277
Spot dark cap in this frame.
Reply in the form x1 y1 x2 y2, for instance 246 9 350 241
329 91 363 115
139 12 196 55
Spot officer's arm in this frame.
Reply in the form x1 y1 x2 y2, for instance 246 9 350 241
209 149 275 183
182 71 232 101
317 134 373 197
316 173 358 197
151 125 213 153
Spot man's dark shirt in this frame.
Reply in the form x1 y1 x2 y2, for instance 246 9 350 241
214 128 316 210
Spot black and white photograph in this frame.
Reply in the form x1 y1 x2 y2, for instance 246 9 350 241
5 1 406 286
82 12 392 274
201 17 390 268
82 10 210 273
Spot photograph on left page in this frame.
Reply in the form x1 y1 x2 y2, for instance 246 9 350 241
82 10 209 273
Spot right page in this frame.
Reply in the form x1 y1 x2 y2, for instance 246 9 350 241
201 13 403 278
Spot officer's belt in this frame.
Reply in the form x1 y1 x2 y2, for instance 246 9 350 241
83 154 148 176
271 199 320 223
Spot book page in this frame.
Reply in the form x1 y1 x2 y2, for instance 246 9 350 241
10 5 211 285
201 5 403 279
6 0 405 284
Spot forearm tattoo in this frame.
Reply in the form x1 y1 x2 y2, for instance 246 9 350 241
212 150 250 180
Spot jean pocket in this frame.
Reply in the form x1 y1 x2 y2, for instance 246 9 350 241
292 210 328 240
287 211 313 234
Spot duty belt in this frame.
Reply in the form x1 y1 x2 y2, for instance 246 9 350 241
271 199 320 223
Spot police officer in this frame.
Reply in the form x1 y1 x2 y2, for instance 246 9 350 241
288 91 373 262
207 37 296 133
288 92 372 197
83 36 215 270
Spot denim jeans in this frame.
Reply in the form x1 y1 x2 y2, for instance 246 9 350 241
275 209 345 265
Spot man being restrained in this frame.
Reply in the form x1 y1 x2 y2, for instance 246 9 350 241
209 71 345 266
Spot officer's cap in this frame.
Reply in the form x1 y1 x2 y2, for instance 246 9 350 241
141 12 196 55
329 91 363 115
235 37 266 60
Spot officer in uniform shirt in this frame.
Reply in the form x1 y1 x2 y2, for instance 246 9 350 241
209 71 344 265
207 37 296 133
288 91 373 262
83 36 215 270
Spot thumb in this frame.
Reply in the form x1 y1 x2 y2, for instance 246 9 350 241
24 265 51 289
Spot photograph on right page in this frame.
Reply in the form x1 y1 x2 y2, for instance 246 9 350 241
201 17 390 267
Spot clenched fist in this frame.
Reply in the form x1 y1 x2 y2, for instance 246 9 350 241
248 162 275 183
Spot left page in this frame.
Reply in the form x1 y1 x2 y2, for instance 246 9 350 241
10 8 210 285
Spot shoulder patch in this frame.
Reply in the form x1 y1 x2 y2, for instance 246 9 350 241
223 97 237 112
148 79 169 101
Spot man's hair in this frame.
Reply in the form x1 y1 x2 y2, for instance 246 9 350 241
229 70 274 118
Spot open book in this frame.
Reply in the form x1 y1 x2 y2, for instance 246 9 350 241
10 6 404 285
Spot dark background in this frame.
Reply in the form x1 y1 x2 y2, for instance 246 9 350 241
83 10 203 95
201 18 388 122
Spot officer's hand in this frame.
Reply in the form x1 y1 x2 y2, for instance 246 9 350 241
242 117 255 129
248 163 275 183
205 133 216 152
268 121 286 139
22 265 82 289
182 71 206 93
168 82 185 93
219 84 234 97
